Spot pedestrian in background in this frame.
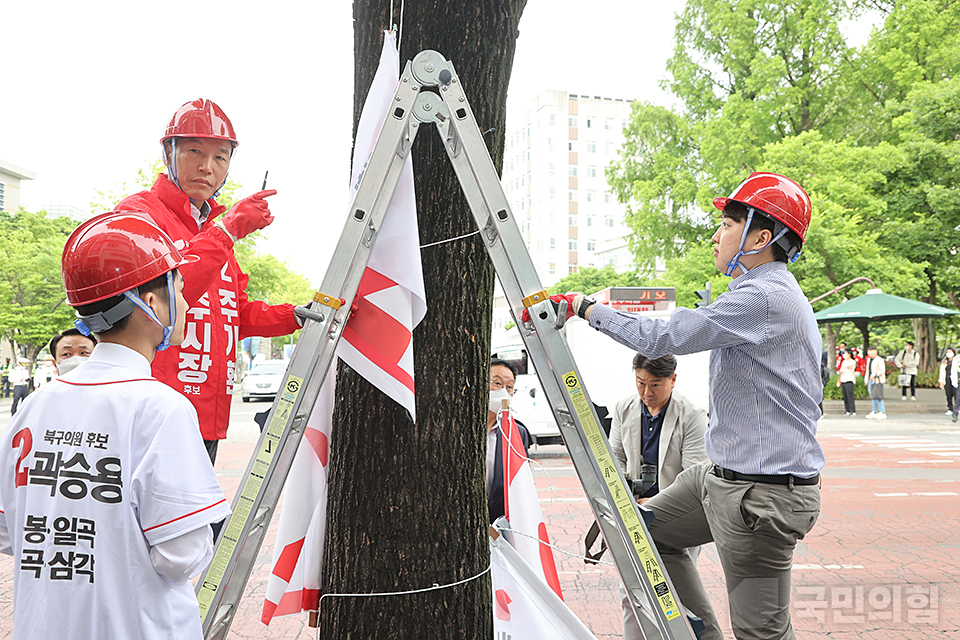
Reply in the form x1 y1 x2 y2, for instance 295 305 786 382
939 348 956 415
1 357 10 398
838 349 858 416
895 341 920 401
865 346 887 420
9 358 31 415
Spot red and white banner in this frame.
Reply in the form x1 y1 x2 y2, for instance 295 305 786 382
337 29 427 421
261 364 335 624
501 408 563 600
491 527 598 640
263 30 426 624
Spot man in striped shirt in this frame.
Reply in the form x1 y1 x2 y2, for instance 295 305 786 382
560 173 824 639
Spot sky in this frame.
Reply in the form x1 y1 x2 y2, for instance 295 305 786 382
3 0 877 285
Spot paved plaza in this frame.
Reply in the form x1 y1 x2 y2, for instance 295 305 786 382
1 389 959 638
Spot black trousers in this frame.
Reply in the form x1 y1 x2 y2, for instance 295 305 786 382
841 381 856 414
10 385 28 415
946 382 956 412
901 374 916 398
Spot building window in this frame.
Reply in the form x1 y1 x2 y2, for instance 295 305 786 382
569 265 578 274
586 118 593 128
550 238 556 250
586 216 594 227
568 116 577 127
604 143 611 155
605 192 612 203
550 188 556 199
569 191 577 201
550 113 556 125
569 240 578 250
587 166 597 178
569 166 577 177
605 216 614 228
587 190 595 202
587 141 597 153
605 118 613 130
549 262 556 274
587 240 597 251
569 215 577 226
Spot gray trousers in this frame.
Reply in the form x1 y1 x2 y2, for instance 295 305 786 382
642 461 820 640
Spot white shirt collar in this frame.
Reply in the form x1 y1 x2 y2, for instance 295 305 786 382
85 342 153 377
190 200 212 229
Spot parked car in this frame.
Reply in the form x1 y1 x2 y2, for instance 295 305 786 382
241 361 288 402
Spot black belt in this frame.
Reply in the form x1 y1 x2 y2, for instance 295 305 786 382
713 465 819 486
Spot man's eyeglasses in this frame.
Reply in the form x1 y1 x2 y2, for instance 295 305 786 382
489 379 515 394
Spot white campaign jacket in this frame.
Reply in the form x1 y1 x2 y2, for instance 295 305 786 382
0 343 231 640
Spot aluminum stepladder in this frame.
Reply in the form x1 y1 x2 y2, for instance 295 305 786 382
195 49 697 640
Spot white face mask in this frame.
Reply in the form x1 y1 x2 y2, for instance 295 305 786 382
489 388 511 413
57 355 89 375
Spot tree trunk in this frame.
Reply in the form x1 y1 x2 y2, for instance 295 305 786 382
855 321 870 355
823 322 841 364
321 1 526 637
917 272 938 373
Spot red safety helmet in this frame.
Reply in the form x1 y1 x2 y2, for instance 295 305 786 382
160 98 238 146
713 172 811 244
62 211 197 306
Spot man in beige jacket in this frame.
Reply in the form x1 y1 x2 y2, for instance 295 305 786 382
609 353 708 639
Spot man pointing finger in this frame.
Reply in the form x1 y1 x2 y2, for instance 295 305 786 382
116 98 302 463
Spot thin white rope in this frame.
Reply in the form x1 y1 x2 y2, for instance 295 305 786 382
419 229 481 248
496 526 615 566
316 563 491 636
397 0 405 50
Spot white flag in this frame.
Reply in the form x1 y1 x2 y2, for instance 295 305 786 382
262 29 425 625
501 408 563 599
337 29 427 421
261 365 334 624
490 528 598 640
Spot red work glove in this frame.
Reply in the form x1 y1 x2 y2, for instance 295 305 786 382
520 293 579 322
221 189 278 240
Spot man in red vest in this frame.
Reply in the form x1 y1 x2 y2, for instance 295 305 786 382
117 99 303 463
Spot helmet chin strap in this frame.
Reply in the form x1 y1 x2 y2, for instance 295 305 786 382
121 272 177 351
724 207 791 277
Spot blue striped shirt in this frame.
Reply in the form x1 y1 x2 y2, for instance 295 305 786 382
589 262 824 477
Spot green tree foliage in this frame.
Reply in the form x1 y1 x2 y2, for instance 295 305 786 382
233 237 316 305
0 210 78 361
547 266 646 295
609 0 960 369
609 0 861 272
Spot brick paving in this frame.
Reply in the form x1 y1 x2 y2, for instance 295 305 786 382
1 393 959 638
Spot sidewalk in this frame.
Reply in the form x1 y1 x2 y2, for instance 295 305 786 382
822 386 953 416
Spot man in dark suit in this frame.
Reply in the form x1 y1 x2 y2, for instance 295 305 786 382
486 358 530 523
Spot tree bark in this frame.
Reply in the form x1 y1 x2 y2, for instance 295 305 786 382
321 1 526 637
918 271 938 373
